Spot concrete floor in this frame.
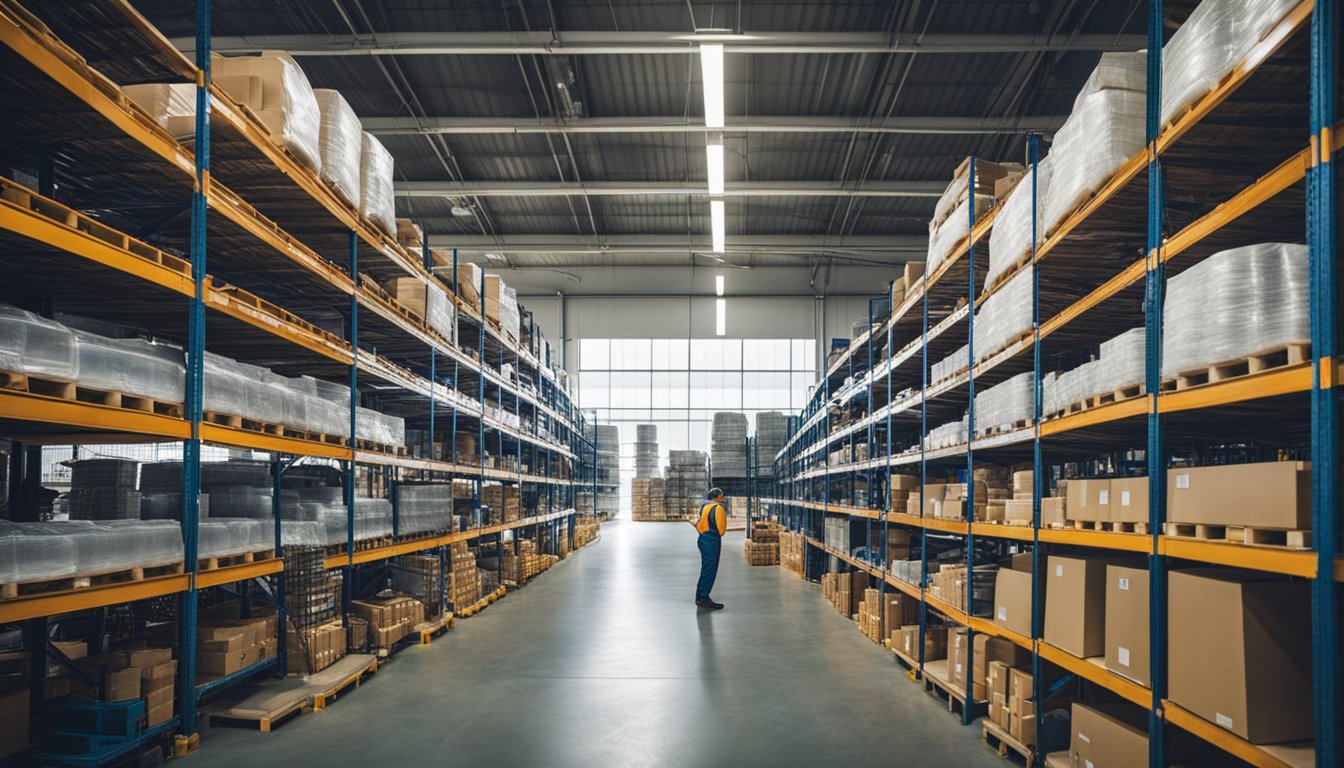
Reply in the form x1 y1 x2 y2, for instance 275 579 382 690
190 522 1003 767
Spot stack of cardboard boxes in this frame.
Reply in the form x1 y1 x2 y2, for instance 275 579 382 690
987 661 1038 746
287 620 346 675
858 589 922 645
889 261 927 312
889 474 918 517
820 571 867 617
928 563 995 615
743 539 780 566
481 483 521 523
390 554 442 617
973 466 1012 522
199 612 278 680
896 624 947 663
780 530 805 576
574 515 601 549
449 541 481 609
631 478 667 521
1065 475 1149 530
351 596 428 650
947 626 1031 704
1000 470 1067 526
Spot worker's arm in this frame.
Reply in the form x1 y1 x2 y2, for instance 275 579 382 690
715 504 727 536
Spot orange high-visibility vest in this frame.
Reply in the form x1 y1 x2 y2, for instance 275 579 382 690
694 502 727 536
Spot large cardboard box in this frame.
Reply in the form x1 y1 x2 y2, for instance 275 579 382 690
899 625 947 661
1008 668 1035 746
903 260 926 287
1105 564 1149 685
987 660 1011 728
103 667 141 702
951 630 1030 700
883 593 920 632
1168 568 1312 743
1069 702 1148 768
920 484 947 518
0 689 27 759
1166 461 1311 529
1109 477 1149 525
1043 555 1115 658
1011 470 1033 500
198 647 255 677
125 647 173 669
1065 478 1111 523
1041 497 1066 527
992 566 1035 637
484 275 506 327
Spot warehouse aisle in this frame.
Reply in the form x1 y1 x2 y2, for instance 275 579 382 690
192 523 1002 767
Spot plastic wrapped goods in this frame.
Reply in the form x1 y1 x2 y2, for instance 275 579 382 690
0 521 183 585
141 493 211 520
208 486 273 519
199 519 273 559
400 484 455 535
426 283 456 343
357 408 406 449
1098 327 1146 393
122 83 197 138
68 488 141 520
986 157 1052 292
923 416 969 451
214 52 322 173
932 344 969 383
1073 51 1147 107
0 304 78 381
74 331 185 403
973 372 1034 435
925 196 987 275
973 267 1034 362
201 460 271 489
1041 89 1146 237
313 89 362 207
359 131 397 236
1161 243 1308 379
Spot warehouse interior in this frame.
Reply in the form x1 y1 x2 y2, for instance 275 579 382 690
0 0 1339 766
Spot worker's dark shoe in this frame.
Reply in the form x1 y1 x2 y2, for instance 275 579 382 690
695 598 724 610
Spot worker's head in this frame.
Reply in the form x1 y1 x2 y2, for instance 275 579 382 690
708 487 724 502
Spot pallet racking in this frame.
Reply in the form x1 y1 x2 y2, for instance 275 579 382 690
0 0 597 754
768 2 1339 766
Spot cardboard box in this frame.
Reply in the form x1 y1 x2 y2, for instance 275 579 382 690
884 593 920 631
987 660 1011 727
104 667 141 702
0 689 26 759
951 629 1029 700
125 647 173 669
1008 668 1035 745
1168 568 1311 743
48 639 87 676
903 260 925 287
994 171 1025 200
1070 702 1148 768
140 660 178 687
1108 477 1149 525
993 566 1035 637
1105 564 1149 685
1041 496 1066 527
1043 555 1114 658
1011 470 1033 499
197 647 254 677
1065 478 1111 522
147 700 174 727
1166 461 1311 529
144 685 173 712
899 625 947 661
200 633 247 655
1003 499 1033 525
920 484 946 517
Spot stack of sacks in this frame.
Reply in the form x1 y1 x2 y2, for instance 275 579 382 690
0 304 77 382
213 52 322 173
74 331 184 403
973 372 1034 435
360 132 397 236
923 416 969 451
972 267 1033 361
1162 243 1308 379
313 89 362 207
985 157 1053 292
1161 0 1299 127
0 521 183 585
1041 54 1147 237
926 160 1021 275
931 344 969 383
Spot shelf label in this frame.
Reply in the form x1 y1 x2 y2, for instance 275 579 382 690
1118 647 1130 667
1120 491 1131 507
1118 577 1130 591
1216 713 1233 728
1098 490 1109 505
997 606 1007 620
1055 564 1064 577
1078 732 1091 744
1175 473 1190 489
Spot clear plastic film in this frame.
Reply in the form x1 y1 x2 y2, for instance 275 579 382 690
1073 51 1148 109
426 283 456 344
1041 89 1146 238
926 195 990 275
972 266 1034 362
923 415 969 451
199 519 273 559
986 156 1052 291
140 492 210 520
0 521 183 584
399 484 455 535
973 371 1034 435
359 131 397 236
0 303 78 381
206 486 273 519
73 331 185 403
1097 327 1146 392
313 89 362 207
214 52 323 173
932 344 969 383
280 520 327 548
1161 242 1308 378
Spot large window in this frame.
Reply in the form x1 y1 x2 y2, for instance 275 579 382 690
577 338 816 513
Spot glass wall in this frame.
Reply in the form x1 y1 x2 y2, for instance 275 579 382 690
577 338 817 514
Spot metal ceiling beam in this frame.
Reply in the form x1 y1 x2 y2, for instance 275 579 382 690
398 180 945 198
424 233 928 254
174 31 1147 56
363 114 1067 136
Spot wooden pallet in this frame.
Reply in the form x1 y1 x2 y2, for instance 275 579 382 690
0 561 183 599
199 549 274 571
922 659 981 716
75 386 184 418
1163 522 1311 549
209 684 311 734
982 719 1034 763
1069 519 1148 534
980 419 1031 437
984 252 1032 296
0 370 76 399
1164 341 1310 391
311 654 379 711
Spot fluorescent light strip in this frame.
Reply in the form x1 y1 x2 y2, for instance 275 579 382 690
705 142 724 195
715 298 726 336
700 44 724 128
715 274 725 296
710 200 726 253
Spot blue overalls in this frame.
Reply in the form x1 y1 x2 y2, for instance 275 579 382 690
695 502 724 601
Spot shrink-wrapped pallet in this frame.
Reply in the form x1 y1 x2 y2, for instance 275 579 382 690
1098 327 1146 393
400 484 456 534
926 195 990 275
1041 89 1146 237
359 131 397 236
986 157 1052 291
924 416 969 451
199 519 273 559
140 493 211 520
313 89 362 207
426 282 456 343
356 407 406 449
973 372 1034 435
0 304 78 381
122 83 197 138
1160 0 1296 127
214 52 322 173
281 521 327 548
208 486 273 519
74 331 184 403
932 344 969 383
0 521 185 584
1161 243 1308 379
1073 51 1147 107
972 267 1033 362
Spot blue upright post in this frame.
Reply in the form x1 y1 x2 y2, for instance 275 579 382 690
1143 3 1168 763
962 155 978 725
178 0 210 740
476 269 485 530
272 459 286 677
1027 133 1045 761
1310 1 1340 764
345 231 358 623
429 347 437 460
917 231 930 678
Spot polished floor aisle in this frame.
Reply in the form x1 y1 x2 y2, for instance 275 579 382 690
193 522 1003 767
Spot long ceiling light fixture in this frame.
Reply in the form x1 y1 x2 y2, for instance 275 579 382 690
705 140 725 195
701 41 727 268
699 43 725 128
710 200 726 254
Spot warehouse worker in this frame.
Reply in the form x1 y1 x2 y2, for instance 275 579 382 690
693 488 728 610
